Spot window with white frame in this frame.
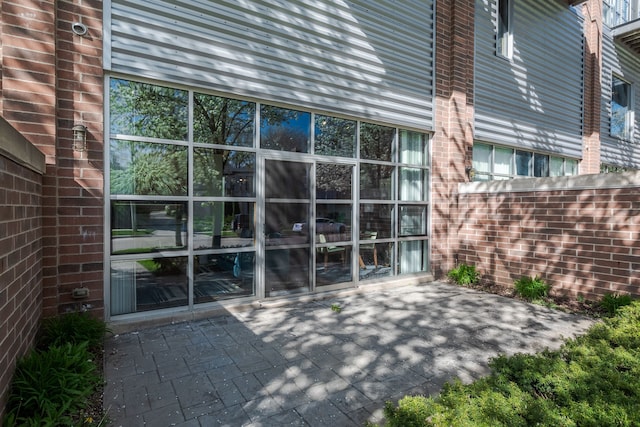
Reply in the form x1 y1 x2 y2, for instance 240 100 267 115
473 143 578 181
611 75 633 140
497 0 513 59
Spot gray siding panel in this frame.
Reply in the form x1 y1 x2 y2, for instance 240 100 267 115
107 0 435 130
474 0 584 158
601 30 640 168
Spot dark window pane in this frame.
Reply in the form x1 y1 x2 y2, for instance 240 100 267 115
359 204 392 239
260 105 310 152
265 160 310 199
194 252 255 304
314 115 356 157
110 140 187 196
534 154 549 177
360 122 394 161
194 149 255 197
110 79 188 140
317 163 352 200
265 202 310 245
265 248 309 296
194 94 255 146
111 201 187 254
360 164 393 199
315 205 351 242
515 150 532 176
316 243 352 286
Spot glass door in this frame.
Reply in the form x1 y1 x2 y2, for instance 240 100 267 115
263 159 311 296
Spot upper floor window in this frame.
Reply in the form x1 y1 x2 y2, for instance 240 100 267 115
473 143 578 181
497 0 513 59
611 76 633 140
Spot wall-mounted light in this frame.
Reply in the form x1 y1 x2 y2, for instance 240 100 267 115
73 124 87 152
71 22 88 36
465 165 476 181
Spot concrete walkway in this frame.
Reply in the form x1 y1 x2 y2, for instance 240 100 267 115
103 282 596 426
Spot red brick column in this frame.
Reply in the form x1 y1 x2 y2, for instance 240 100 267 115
431 0 475 278
581 0 603 174
53 0 104 315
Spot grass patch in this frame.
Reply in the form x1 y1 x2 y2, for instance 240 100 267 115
382 301 640 426
111 229 152 237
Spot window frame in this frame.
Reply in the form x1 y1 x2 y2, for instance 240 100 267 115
472 143 579 181
611 74 634 141
496 0 513 59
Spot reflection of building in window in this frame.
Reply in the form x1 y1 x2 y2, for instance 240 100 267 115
497 0 513 59
611 76 633 140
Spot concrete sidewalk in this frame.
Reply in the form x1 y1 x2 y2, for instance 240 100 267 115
103 282 596 426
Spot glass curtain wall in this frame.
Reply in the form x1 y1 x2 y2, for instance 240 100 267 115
108 78 430 317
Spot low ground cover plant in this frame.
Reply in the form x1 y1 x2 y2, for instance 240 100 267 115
382 301 640 426
514 275 549 301
600 292 634 316
4 312 108 426
447 263 479 286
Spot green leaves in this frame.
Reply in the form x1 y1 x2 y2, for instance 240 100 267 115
447 264 479 286
382 302 640 427
6 343 100 426
514 276 549 301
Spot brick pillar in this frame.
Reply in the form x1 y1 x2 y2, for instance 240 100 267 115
431 0 475 278
54 0 104 316
581 0 603 174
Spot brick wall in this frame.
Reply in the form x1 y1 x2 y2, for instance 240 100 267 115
0 120 45 421
457 172 640 300
51 0 104 315
1 0 105 318
431 0 475 278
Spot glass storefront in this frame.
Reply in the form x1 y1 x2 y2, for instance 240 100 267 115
107 78 431 317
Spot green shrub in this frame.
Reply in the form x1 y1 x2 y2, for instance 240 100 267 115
4 342 100 426
381 301 640 427
447 263 479 286
600 293 633 316
38 311 109 352
514 276 549 301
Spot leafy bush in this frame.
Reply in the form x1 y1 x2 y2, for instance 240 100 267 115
514 276 549 301
4 342 100 426
600 293 633 316
382 301 640 426
447 264 479 286
38 311 109 352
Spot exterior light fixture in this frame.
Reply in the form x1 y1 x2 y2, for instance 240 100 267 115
72 124 87 152
465 165 476 181
71 22 88 36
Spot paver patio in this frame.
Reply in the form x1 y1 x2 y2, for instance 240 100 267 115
103 281 596 426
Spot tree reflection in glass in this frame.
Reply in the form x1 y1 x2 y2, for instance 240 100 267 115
314 115 356 157
260 105 310 152
110 79 188 140
360 122 395 161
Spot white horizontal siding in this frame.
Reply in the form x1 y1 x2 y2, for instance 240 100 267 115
107 0 435 130
601 30 640 168
474 0 584 158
